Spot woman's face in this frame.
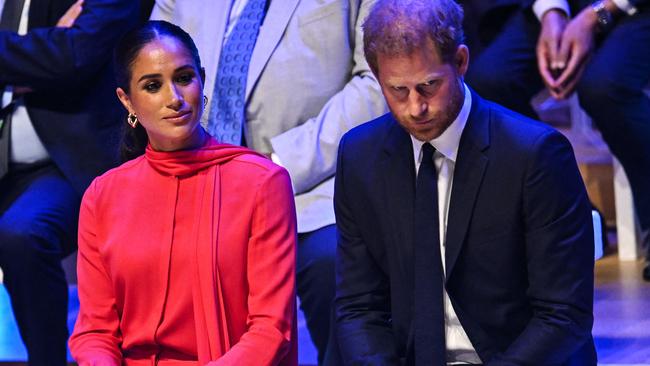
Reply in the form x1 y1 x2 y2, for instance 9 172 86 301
117 35 206 151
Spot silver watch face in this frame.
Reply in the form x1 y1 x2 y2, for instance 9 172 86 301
592 0 613 29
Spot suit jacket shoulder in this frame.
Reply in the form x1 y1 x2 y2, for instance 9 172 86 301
468 93 570 158
343 113 396 149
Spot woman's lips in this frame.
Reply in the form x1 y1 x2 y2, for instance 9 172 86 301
163 110 191 123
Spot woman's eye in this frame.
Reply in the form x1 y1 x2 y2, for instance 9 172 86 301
176 73 194 84
144 82 160 92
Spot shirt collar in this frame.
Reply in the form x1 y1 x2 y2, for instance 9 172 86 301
411 83 472 163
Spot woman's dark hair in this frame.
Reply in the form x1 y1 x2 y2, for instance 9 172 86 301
114 20 202 161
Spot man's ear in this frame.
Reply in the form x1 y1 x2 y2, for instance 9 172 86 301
454 44 469 77
116 87 134 114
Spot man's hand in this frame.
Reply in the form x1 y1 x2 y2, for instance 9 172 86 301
536 9 569 92
57 0 84 28
550 7 598 99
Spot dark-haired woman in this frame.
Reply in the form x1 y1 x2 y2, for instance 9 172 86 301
69 21 297 366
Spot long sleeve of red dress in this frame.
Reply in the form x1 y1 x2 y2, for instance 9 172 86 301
71 179 123 366
69 140 298 366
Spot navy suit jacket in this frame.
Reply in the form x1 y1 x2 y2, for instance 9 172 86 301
0 0 140 195
334 91 597 365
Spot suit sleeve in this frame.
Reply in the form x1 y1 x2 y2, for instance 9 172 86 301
209 166 297 366
627 0 649 7
333 134 400 365
487 130 594 365
0 0 139 90
269 0 387 194
69 181 123 366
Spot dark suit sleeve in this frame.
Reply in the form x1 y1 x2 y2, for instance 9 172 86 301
0 0 139 90
334 134 401 365
488 130 594 365
629 0 649 7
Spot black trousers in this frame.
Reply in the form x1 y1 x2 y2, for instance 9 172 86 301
576 10 650 259
297 224 341 365
0 162 79 366
465 8 543 119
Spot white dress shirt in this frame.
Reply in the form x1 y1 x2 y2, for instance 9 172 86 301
533 0 571 20
410 84 482 364
225 0 254 37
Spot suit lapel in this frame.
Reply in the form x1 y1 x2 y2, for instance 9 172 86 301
380 118 416 290
444 92 490 281
245 0 300 100
192 0 230 125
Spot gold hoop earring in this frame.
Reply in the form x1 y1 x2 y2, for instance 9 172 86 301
127 113 138 128
203 95 208 109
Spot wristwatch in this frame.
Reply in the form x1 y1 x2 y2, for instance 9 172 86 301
591 0 613 32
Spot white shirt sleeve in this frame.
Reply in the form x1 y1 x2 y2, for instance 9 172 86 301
271 153 296 192
532 0 571 21
270 152 284 168
611 0 638 15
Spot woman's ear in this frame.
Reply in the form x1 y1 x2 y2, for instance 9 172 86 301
116 87 134 114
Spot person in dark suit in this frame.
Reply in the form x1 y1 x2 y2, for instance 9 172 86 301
562 0 650 281
464 0 650 281
334 0 596 364
461 0 583 119
0 1 139 364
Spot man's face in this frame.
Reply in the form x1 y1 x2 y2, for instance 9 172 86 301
376 40 469 142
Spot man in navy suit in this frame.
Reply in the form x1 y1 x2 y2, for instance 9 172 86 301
334 0 596 364
0 1 139 364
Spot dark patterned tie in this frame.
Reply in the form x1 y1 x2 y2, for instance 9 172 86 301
0 0 26 179
207 0 267 145
414 143 446 365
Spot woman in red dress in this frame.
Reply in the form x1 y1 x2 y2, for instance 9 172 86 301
69 21 297 366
